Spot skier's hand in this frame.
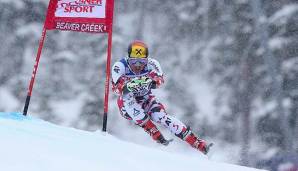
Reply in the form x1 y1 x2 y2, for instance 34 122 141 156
139 76 153 89
124 77 153 94
148 71 164 89
126 78 140 92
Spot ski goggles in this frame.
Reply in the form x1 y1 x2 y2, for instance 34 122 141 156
128 58 148 66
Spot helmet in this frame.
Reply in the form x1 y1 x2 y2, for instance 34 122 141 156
128 40 149 58
127 40 149 74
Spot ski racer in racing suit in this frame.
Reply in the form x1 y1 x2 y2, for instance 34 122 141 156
111 40 211 154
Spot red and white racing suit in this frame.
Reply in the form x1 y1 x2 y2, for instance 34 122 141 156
111 57 209 153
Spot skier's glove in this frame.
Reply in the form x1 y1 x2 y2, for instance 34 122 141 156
148 71 164 89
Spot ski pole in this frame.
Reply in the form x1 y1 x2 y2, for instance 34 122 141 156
23 27 47 116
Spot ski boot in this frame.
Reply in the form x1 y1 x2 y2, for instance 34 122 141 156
156 135 173 146
178 127 213 155
141 119 173 146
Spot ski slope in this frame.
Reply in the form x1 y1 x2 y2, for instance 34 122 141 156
0 112 267 171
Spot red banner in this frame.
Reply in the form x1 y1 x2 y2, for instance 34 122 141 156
45 0 114 33
23 0 114 131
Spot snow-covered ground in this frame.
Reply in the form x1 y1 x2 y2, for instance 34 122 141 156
0 112 267 171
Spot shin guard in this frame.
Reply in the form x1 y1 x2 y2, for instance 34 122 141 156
141 119 162 141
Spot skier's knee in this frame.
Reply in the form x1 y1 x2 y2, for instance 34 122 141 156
151 106 162 113
135 114 150 127
150 102 165 113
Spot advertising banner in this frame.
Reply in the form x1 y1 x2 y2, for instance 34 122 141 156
45 0 113 33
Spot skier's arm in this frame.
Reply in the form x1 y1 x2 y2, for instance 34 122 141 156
111 62 126 95
148 59 164 89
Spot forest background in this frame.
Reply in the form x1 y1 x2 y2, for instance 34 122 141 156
0 0 298 169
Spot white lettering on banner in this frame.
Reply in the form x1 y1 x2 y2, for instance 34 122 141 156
64 5 95 13
55 21 107 33
55 0 106 18
56 22 81 31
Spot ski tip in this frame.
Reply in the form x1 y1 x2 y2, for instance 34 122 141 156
168 138 174 142
205 143 215 158
203 142 214 155
208 142 214 148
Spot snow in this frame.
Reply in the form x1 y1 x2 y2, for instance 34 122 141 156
51 98 84 125
0 88 19 111
269 37 288 50
0 0 25 8
269 4 298 25
16 23 43 38
0 112 267 171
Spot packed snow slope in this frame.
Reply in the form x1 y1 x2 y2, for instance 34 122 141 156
0 112 266 171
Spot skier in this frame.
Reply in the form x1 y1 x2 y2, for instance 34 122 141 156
111 40 212 154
